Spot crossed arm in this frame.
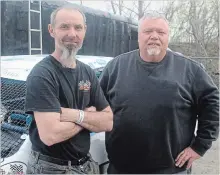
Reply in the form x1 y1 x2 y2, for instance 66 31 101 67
34 106 113 146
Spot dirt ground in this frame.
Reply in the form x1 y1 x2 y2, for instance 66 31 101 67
192 140 219 174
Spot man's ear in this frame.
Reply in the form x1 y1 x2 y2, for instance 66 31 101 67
48 24 55 38
84 24 87 32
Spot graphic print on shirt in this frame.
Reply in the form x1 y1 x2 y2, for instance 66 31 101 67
78 80 91 92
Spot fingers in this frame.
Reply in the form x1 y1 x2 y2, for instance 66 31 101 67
175 147 201 168
175 150 185 161
175 149 190 168
175 150 186 167
186 158 194 169
85 106 96 112
177 154 190 167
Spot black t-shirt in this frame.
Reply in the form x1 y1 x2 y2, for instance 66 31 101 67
25 55 108 160
99 49 219 173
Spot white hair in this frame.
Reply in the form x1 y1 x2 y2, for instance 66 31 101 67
138 11 169 31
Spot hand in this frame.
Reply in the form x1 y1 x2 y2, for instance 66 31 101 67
175 147 201 169
85 106 96 112
60 107 78 122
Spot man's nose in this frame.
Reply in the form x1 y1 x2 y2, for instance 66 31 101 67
150 31 159 40
68 27 77 37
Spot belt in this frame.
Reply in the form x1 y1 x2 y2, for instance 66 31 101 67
32 151 90 166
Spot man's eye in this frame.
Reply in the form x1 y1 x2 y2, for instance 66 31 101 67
159 32 165 34
144 30 152 33
61 25 69 29
75 26 83 30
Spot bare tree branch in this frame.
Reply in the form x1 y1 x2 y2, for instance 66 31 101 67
112 2 139 16
143 2 151 13
110 1 117 14
119 0 122 15
138 0 144 19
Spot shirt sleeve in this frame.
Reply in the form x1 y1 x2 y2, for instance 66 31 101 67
99 66 109 100
88 69 109 111
25 75 61 114
190 66 219 156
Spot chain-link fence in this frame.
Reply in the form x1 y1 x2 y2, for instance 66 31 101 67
1 78 30 158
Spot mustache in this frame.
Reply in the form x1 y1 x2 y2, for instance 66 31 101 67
62 36 79 42
148 42 160 46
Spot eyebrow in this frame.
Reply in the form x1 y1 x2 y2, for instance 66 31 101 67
59 23 83 27
75 24 83 27
60 23 70 26
143 28 167 32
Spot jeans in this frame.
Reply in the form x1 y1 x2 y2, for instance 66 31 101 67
26 150 99 174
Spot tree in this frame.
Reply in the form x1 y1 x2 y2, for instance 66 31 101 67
107 0 151 20
161 0 218 56
138 0 144 19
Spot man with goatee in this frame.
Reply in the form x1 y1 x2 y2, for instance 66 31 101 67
100 11 219 174
25 6 113 174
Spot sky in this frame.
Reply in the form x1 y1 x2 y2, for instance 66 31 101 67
70 1 109 11
68 1 166 15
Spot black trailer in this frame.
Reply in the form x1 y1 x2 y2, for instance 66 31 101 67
1 0 138 57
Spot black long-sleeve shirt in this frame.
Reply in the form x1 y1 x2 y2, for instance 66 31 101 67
99 49 219 174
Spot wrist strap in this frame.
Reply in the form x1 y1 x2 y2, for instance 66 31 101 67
76 110 84 124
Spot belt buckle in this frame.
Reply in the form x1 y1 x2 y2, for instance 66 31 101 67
77 157 85 165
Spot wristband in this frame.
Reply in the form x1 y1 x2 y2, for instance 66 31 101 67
76 110 84 124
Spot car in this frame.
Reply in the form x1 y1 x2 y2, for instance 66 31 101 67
0 54 113 174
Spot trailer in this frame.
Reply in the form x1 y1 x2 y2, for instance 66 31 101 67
1 0 138 57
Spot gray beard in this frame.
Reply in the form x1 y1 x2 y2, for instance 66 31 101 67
147 47 161 56
59 44 82 68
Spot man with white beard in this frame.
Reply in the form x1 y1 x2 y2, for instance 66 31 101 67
99 11 219 174
25 6 113 174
